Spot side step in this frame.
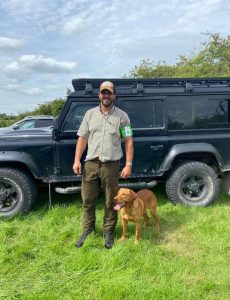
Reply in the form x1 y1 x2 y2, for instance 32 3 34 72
55 180 157 194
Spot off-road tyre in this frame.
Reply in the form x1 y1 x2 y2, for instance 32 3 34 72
0 168 37 217
166 161 219 206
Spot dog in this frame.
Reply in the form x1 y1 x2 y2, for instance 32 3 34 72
114 188 160 244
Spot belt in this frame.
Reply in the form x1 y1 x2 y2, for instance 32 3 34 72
89 157 119 163
91 157 100 161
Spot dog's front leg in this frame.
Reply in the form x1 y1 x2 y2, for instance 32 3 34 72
120 218 128 241
135 221 141 244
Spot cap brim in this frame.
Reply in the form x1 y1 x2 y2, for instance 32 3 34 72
100 87 114 93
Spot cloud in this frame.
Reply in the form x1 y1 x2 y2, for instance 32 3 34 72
4 61 27 77
0 37 23 49
19 54 77 73
4 54 77 76
6 83 22 90
5 82 42 95
23 87 43 95
62 16 86 36
0 1 90 35
158 0 223 36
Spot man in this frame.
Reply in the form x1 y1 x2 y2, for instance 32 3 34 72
73 80 133 249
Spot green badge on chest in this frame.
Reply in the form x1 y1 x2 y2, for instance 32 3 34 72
120 125 133 138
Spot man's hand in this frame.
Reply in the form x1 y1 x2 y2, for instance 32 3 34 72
73 161 82 175
120 165 132 179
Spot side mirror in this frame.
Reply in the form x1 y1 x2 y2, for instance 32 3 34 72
52 117 60 141
12 125 19 130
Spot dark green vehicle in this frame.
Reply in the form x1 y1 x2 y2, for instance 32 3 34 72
1 78 230 217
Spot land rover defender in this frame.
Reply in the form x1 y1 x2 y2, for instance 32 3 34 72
1 78 230 217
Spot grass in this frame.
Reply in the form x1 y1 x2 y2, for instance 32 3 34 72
1 184 230 299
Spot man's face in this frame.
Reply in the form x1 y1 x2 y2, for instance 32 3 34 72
99 89 115 107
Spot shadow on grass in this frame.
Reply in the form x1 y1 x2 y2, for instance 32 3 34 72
16 181 230 241
33 184 82 211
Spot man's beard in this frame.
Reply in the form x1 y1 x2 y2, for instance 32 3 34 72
101 98 113 107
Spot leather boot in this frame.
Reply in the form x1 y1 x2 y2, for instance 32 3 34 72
104 231 114 249
75 227 95 248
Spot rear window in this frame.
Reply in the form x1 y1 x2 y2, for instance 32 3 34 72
37 119 53 128
168 96 230 129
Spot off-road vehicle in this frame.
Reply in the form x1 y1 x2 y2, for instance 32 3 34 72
1 78 230 217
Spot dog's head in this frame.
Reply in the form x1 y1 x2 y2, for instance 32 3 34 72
114 188 136 210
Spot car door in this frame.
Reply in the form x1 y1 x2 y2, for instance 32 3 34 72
119 96 169 174
56 100 97 178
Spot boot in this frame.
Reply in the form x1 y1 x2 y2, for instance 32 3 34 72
75 227 95 248
104 231 114 249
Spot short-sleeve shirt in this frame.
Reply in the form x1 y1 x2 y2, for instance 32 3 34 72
77 105 130 162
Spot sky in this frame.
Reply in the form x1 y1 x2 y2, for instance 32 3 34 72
0 0 230 115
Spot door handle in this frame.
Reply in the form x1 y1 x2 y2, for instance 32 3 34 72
150 145 164 150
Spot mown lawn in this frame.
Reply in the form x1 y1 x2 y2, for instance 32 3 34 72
1 184 230 299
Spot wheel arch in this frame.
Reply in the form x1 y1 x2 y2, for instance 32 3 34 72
0 151 43 179
160 143 223 173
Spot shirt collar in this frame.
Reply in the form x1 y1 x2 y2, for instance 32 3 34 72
99 104 115 115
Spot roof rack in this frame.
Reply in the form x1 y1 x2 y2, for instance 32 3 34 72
72 77 230 95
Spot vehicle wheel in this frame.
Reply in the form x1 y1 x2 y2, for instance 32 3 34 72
0 168 37 217
166 161 219 206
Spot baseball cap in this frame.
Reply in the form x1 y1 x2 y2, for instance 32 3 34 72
99 81 115 93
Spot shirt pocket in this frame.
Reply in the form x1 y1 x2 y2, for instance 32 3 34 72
106 120 119 135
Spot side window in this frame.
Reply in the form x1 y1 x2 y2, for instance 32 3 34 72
168 96 230 129
18 120 35 129
62 103 96 131
122 99 164 129
37 119 53 128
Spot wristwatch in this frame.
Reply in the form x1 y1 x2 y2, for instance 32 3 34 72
126 162 133 167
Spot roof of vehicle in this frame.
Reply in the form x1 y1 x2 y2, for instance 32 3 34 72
71 77 230 96
22 115 54 120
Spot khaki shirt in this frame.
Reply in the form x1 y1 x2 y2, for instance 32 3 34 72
77 105 130 162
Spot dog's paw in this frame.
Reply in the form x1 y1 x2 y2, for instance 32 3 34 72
118 236 126 242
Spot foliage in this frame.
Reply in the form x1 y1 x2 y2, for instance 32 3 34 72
33 98 65 116
0 88 72 127
129 33 230 78
0 98 65 128
0 114 17 127
1 185 230 299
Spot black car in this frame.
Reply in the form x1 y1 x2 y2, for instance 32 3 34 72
1 78 230 217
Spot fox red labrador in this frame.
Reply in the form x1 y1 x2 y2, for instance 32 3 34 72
114 188 160 244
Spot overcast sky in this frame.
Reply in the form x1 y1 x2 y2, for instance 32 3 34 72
0 0 229 114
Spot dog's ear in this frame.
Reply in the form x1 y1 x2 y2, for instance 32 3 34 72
129 189 136 201
114 188 121 200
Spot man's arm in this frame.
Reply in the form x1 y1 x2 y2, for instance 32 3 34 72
120 136 133 179
73 136 88 174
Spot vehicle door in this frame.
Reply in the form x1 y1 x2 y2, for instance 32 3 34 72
56 100 97 178
119 96 169 174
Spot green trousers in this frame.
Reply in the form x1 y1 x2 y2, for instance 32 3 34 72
81 160 120 233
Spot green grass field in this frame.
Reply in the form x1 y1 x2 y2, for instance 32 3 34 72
1 184 230 300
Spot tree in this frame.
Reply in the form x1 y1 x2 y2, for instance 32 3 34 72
129 33 230 78
34 98 65 116
0 98 65 127
0 88 71 127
